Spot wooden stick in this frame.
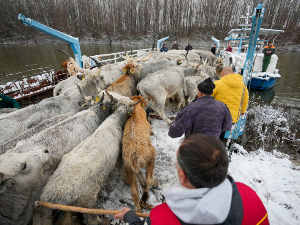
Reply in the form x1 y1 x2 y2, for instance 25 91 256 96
35 201 149 218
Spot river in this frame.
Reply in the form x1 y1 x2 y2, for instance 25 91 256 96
0 44 299 106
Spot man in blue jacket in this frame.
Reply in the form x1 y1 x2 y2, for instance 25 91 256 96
168 77 232 139
160 44 168 52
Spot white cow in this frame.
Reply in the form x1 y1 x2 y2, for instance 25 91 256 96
198 63 220 81
53 61 126 97
185 73 210 104
0 149 50 225
0 100 114 225
0 75 99 143
137 67 187 124
0 112 75 155
35 92 139 225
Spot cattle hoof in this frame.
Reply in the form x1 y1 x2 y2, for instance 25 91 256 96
151 180 161 190
140 201 153 211
98 218 110 225
150 129 154 135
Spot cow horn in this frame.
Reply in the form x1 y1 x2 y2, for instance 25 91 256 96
203 58 208 66
164 52 172 60
121 46 134 62
181 53 189 64
105 91 118 103
99 92 105 103
195 62 201 68
56 48 72 59
129 100 140 107
92 76 102 92
126 53 134 62
77 84 87 99
140 52 153 62
88 57 102 68
121 46 127 54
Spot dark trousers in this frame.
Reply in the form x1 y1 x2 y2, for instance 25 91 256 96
219 131 227 145
262 55 271 72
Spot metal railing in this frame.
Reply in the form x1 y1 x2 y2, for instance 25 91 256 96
0 63 68 107
85 48 153 67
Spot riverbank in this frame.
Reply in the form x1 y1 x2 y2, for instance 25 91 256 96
1 37 300 52
238 101 300 159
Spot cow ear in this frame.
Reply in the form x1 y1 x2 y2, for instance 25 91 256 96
130 68 135 74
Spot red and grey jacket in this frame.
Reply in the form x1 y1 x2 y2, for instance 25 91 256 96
123 176 269 225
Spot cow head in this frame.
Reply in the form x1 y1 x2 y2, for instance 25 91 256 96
122 63 143 80
130 95 147 108
0 149 50 224
213 56 224 71
0 149 50 194
103 91 140 115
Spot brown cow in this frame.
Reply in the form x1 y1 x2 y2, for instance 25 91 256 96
61 59 77 76
106 63 143 98
122 95 157 212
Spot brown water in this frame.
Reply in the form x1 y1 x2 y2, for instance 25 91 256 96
249 51 300 106
0 44 150 84
0 44 299 106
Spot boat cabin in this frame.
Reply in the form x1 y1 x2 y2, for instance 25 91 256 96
220 28 284 76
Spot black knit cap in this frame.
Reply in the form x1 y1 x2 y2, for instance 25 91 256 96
197 77 215 94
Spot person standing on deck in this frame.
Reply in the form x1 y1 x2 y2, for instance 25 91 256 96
172 41 179 50
114 133 270 225
262 42 276 72
225 44 232 52
168 77 232 139
185 43 193 51
0 94 21 109
211 44 217 55
160 44 168 52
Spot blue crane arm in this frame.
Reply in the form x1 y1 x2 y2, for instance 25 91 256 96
225 3 265 140
18 13 83 68
157 36 169 50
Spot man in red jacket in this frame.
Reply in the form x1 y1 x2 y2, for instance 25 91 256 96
114 133 269 225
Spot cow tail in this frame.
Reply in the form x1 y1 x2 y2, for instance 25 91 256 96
132 165 148 203
183 76 188 97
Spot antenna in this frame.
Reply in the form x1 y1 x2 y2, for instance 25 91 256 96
239 6 252 29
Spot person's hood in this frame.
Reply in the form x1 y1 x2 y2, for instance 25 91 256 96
221 74 244 89
164 178 232 224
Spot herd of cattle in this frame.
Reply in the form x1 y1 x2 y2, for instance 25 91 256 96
0 48 224 225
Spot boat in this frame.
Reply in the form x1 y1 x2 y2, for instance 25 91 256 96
212 5 284 90
0 65 68 107
211 3 283 146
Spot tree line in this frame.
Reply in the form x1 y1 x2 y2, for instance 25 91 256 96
0 0 299 46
